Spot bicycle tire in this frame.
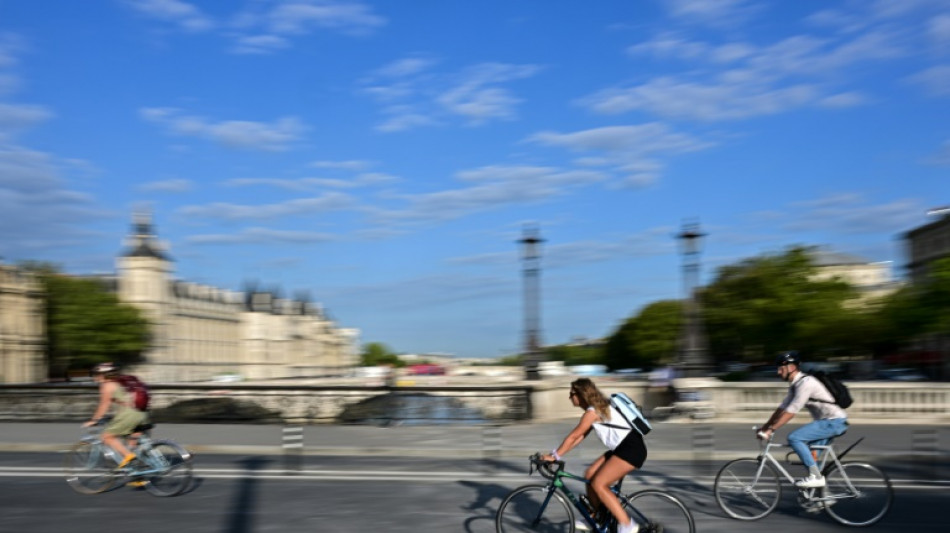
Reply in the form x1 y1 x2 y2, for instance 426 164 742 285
496 484 575 533
714 458 781 520
141 440 194 497
624 489 695 533
822 462 892 527
63 442 118 495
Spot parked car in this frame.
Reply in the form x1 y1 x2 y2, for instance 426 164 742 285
875 368 928 382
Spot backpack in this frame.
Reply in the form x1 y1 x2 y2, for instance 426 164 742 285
609 392 652 436
808 371 853 409
115 374 150 411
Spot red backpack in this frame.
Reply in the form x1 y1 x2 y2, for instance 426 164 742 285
115 374 150 411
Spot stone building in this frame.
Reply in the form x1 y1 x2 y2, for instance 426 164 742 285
116 214 359 383
904 208 950 284
809 249 899 302
0 264 45 383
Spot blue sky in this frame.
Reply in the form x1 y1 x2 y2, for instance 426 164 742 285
1 1 947 359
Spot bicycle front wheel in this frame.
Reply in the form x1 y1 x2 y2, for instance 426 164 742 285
63 442 118 494
141 441 193 497
624 489 695 533
714 458 781 520
823 462 892 526
496 484 575 533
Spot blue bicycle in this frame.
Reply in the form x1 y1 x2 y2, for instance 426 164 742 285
64 417 193 497
496 453 695 532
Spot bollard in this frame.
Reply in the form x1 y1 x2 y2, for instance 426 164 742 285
482 423 503 471
283 425 304 475
912 428 937 481
692 425 714 476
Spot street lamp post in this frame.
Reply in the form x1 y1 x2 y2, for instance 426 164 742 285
676 221 712 378
519 225 544 381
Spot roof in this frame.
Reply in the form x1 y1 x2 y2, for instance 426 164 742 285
810 249 871 267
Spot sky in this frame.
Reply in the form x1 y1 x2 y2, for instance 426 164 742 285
0 1 947 359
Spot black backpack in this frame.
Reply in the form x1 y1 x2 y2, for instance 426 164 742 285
808 371 853 409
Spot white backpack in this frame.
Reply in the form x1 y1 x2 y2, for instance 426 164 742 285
607 392 652 436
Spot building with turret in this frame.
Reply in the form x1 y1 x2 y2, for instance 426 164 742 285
115 213 358 383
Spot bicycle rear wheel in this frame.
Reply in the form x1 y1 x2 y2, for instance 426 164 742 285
624 489 695 533
141 441 193 497
714 458 781 520
823 462 892 526
63 442 118 494
496 484 575 533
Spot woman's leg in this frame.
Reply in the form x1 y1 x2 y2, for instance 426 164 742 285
589 456 636 527
584 454 608 514
102 432 133 458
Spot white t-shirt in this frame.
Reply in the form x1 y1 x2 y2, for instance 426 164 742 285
779 373 847 420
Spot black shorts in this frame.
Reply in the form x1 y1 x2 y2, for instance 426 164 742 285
604 430 647 469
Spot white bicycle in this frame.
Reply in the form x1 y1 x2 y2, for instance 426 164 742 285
714 429 892 526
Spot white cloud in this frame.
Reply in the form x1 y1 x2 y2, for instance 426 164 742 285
929 14 950 45
186 227 336 245
664 0 759 26
906 64 950 96
310 159 372 170
139 178 195 193
266 0 386 36
230 34 290 55
140 107 306 151
224 172 396 191
178 192 355 221
0 103 54 139
925 140 950 166
123 0 214 32
785 193 925 235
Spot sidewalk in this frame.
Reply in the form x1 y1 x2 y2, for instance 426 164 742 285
1 420 946 463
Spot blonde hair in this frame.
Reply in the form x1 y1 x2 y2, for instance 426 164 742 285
571 378 611 420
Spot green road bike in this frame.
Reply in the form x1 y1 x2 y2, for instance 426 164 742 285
714 429 892 526
496 453 695 533
64 417 194 497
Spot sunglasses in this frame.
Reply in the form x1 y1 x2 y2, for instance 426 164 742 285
569 390 578 397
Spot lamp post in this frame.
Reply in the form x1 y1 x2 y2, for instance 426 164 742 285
676 221 711 378
519 225 544 381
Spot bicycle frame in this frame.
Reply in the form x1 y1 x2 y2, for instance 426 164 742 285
537 467 638 533
80 425 171 478
753 436 858 504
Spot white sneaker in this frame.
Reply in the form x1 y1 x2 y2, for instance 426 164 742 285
795 474 826 488
574 519 592 531
617 521 639 533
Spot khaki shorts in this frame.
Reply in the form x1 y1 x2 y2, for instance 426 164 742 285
105 408 148 436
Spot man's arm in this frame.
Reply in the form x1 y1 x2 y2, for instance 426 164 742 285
758 409 795 439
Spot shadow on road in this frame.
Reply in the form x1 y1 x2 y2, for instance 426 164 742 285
222 456 270 533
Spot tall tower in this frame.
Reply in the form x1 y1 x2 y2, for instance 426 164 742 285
116 212 173 379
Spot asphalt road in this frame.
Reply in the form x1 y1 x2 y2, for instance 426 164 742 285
0 452 946 533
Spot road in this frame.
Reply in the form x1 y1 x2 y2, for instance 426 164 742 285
0 451 945 533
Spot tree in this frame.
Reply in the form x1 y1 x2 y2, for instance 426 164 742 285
604 300 683 371
22 263 151 378
360 342 404 367
700 246 864 363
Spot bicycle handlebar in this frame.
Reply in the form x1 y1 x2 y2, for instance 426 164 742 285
529 452 565 479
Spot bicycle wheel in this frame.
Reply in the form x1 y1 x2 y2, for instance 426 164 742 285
63 442 118 494
496 484 575 533
141 441 193 497
624 489 695 533
822 462 892 526
714 458 781 520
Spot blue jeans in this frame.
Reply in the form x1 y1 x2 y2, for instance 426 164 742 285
787 418 848 469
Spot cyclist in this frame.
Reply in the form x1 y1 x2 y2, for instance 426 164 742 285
757 351 848 488
83 362 149 471
541 378 645 533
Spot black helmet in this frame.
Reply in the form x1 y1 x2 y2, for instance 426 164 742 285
90 362 119 375
775 351 801 366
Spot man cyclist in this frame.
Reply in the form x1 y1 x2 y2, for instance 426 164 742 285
84 362 149 471
757 351 848 488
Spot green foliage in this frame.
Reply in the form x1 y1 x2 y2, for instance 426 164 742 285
604 300 683 371
543 343 603 366
701 246 861 362
359 342 404 367
22 263 150 377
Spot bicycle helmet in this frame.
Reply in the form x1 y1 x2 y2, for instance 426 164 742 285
90 361 120 375
774 351 801 367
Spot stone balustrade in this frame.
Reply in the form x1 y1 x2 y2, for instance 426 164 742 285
1 380 947 424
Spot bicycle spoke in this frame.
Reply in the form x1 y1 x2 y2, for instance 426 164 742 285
496 485 574 533
625 490 694 533
63 442 118 495
714 458 781 521
823 463 892 526
141 442 193 497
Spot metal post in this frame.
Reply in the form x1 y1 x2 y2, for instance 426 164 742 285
519 225 545 381
691 424 714 476
282 425 304 474
482 423 503 471
676 221 712 378
912 428 937 481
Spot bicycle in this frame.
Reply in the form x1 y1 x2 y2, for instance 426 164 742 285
713 428 892 526
63 417 194 497
496 453 695 533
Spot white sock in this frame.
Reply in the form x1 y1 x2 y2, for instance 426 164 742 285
809 465 821 477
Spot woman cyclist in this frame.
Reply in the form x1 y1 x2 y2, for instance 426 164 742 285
83 362 148 469
541 378 646 533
